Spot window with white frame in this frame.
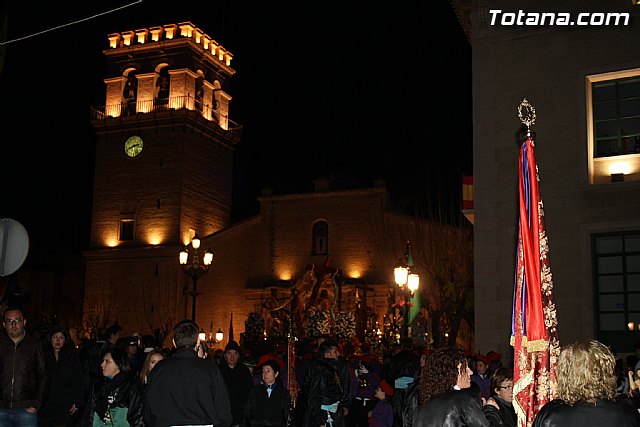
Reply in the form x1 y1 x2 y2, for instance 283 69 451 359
591 75 640 157
594 232 640 334
586 69 640 183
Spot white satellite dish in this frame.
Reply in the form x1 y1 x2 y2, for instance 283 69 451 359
0 218 30 277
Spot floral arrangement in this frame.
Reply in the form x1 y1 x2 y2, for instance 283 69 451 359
333 311 356 340
306 307 332 338
244 312 265 337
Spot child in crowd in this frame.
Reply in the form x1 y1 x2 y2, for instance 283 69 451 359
368 380 393 427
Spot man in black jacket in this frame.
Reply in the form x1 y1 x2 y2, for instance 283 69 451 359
0 306 49 427
220 340 254 427
303 340 348 427
144 319 232 427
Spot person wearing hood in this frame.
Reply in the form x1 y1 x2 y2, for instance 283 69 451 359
220 340 254 427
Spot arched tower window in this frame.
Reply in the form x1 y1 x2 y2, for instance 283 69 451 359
195 76 204 112
312 220 328 255
155 67 170 109
122 70 137 116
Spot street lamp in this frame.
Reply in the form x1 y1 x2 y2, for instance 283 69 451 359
179 233 213 322
394 241 419 339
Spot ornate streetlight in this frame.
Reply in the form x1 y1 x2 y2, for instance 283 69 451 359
394 241 419 339
179 234 213 322
205 321 226 347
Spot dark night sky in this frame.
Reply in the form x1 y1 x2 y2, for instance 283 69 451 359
0 0 471 255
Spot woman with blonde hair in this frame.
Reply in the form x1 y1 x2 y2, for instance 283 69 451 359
533 339 640 426
139 348 165 387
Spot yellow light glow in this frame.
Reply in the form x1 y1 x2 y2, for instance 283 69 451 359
203 252 214 265
164 24 176 39
179 22 195 37
138 102 152 114
106 104 121 118
408 274 420 293
105 238 118 248
135 30 148 44
394 266 409 286
349 270 362 279
146 228 166 246
147 236 162 245
279 271 292 281
609 161 632 175
122 31 134 46
150 27 163 42
629 322 636 331
108 34 119 48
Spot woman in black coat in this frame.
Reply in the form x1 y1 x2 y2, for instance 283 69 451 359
242 359 291 427
483 368 516 427
413 348 490 427
38 326 88 427
533 340 640 427
80 347 144 427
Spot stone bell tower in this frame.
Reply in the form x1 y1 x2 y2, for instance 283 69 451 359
84 22 241 336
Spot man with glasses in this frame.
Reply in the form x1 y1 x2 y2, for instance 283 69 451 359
0 306 49 427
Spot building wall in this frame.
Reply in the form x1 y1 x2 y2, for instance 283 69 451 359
84 184 470 351
187 187 409 348
472 0 640 358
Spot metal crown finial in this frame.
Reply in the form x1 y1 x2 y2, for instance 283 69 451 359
518 98 536 132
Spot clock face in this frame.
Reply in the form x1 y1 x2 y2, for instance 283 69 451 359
124 135 143 158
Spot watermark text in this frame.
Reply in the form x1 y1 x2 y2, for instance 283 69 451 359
489 10 630 26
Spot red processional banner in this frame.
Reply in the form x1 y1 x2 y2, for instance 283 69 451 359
511 129 560 427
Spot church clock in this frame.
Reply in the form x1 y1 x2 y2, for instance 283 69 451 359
124 135 143 158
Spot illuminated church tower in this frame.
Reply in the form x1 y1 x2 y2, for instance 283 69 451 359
84 22 240 334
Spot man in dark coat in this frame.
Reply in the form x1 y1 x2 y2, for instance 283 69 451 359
0 306 49 427
144 319 232 427
220 340 254 427
303 340 347 427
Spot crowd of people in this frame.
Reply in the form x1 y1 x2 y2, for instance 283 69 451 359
2 305 640 426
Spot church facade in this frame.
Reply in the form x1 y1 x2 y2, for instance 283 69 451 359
83 21 474 350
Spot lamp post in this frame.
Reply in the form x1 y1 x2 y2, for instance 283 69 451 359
179 234 214 322
206 323 224 348
394 241 419 339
